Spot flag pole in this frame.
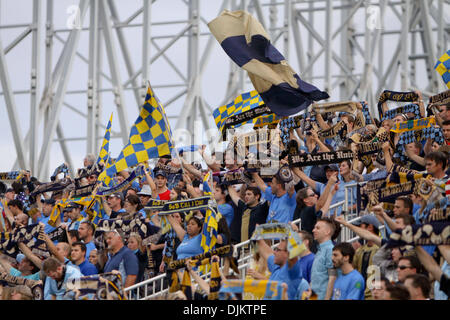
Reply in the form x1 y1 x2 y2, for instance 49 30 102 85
147 80 186 175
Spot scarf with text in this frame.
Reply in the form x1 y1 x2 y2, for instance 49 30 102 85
94 216 160 243
251 223 306 259
64 271 126 300
390 116 436 134
208 259 221 300
352 127 389 157
428 89 450 108
167 245 232 270
288 149 354 167
378 90 419 119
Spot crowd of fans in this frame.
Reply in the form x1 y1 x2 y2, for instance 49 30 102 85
0 88 449 301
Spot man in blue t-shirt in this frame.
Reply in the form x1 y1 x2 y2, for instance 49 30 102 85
70 242 98 276
256 238 308 300
331 242 365 300
251 171 296 223
104 230 139 288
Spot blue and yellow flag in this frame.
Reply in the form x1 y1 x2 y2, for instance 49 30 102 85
96 113 113 166
208 10 329 116
98 85 173 187
200 208 220 254
202 171 213 196
213 90 265 133
435 50 450 89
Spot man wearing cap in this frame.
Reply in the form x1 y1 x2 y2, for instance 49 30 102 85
154 170 171 200
137 184 153 207
37 198 57 233
64 204 85 231
103 192 126 219
103 230 139 288
351 214 381 299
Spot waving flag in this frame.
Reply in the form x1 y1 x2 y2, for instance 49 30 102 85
98 84 173 187
435 50 450 88
96 113 113 166
208 10 329 116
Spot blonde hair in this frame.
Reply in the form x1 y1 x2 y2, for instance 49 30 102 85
128 233 144 254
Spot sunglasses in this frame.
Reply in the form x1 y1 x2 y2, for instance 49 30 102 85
397 265 412 270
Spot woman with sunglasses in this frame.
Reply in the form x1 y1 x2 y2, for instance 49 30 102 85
293 173 339 236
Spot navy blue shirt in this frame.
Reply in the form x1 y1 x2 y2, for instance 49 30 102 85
298 252 315 283
104 246 139 281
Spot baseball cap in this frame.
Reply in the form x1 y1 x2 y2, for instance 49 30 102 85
41 198 56 205
352 214 381 229
155 170 167 178
108 192 124 200
324 164 339 172
16 253 25 264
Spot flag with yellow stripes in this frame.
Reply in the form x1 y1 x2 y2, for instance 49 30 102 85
98 84 173 187
435 50 450 89
213 90 265 133
96 113 113 166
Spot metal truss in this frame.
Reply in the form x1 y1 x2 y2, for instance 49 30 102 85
0 0 449 181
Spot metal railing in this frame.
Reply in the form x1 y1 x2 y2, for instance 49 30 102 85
125 183 369 299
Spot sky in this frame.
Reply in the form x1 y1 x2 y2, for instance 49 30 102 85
0 0 446 180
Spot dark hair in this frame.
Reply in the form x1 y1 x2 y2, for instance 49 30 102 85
405 274 431 298
11 181 25 194
424 151 448 170
272 175 285 189
333 242 355 263
386 284 411 300
8 199 23 211
298 230 313 250
80 221 95 235
68 229 81 242
397 213 416 226
399 255 422 274
442 119 450 126
376 276 393 290
187 216 203 230
126 194 144 211
192 180 201 188
22 257 40 274
245 187 261 201
296 187 313 209
396 196 413 215
72 241 87 253
217 216 231 246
